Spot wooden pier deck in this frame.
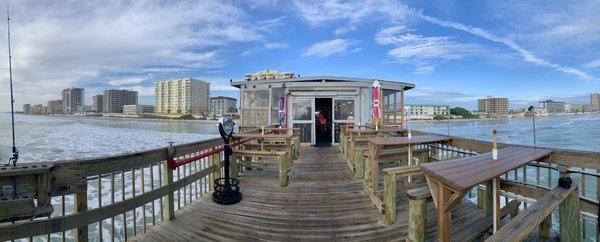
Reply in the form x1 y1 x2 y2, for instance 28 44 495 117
132 147 502 241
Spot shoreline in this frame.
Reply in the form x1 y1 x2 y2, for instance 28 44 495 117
16 113 220 124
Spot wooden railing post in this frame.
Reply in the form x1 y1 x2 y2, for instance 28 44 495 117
364 156 372 187
162 159 175 220
355 149 365 179
558 167 581 242
383 172 396 225
477 181 493 216
74 191 88 242
278 153 288 187
418 148 429 163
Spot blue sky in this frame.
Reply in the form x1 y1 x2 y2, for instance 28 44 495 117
0 0 599 110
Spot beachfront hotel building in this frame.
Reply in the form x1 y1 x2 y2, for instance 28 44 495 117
406 104 449 120
62 88 84 114
154 78 210 115
539 100 565 113
209 96 237 117
232 76 413 145
244 69 295 81
103 89 138 113
477 96 508 116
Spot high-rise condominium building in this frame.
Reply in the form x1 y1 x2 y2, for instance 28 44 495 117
209 96 237 117
62 88 84 114
47 100 63 114
477 96 509 116
92 95 104 113
539 100 565 113
154 77 210 115
244 69 295 81
22 104 31 114
591 93 600 108
103 89 138 113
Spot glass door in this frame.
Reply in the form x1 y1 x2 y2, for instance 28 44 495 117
290 97 315 144
333 98 356 144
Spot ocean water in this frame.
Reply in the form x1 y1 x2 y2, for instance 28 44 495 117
411 114 600 152
0 114 219 163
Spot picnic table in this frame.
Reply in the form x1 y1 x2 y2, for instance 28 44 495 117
232 132 297 187
347 127 407 171
366 134 451 193
419 145 553 241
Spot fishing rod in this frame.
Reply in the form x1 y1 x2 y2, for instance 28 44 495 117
6 3 17 167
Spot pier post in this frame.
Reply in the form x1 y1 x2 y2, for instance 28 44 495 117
559 168 581 241
407 188 429 242
278 153 288 187
383 172 396 225
74 191 88 242
476 181 493 216
355 149 365 179
162 160 175 220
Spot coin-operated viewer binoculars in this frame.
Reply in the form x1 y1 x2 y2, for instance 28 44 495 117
212 117 242 205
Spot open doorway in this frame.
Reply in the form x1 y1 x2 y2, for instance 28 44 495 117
315 98 332 147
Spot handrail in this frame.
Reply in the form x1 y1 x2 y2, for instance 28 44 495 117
0 124 278 241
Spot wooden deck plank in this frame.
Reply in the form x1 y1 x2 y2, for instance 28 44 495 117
132 146 499 241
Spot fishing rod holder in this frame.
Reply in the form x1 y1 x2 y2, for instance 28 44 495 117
212 117 242 205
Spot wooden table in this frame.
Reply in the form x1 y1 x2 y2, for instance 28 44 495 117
366 134 451 193
419 146 553 241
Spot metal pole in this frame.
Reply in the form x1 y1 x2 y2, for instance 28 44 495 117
446 106 450 135
532 111 536 147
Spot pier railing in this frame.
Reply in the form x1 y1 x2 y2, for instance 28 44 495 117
342 128 599 239
374 132 600 237
0 126 271 241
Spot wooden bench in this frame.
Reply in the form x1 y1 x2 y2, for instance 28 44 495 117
486 184 580 242
406 187 521 242
232 150 291 187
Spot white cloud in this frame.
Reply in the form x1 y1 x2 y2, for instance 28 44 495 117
242 42 289 56
376 26 482 66
414 65 435 75
264 42 289 50
302 39 360 57
417 14 594 80
293 0 414 34
108 76 149 86
586 58 600 69
293 1 595 81
0 0 267 110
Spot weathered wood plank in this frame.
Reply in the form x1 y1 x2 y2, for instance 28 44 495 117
486 185 577 241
